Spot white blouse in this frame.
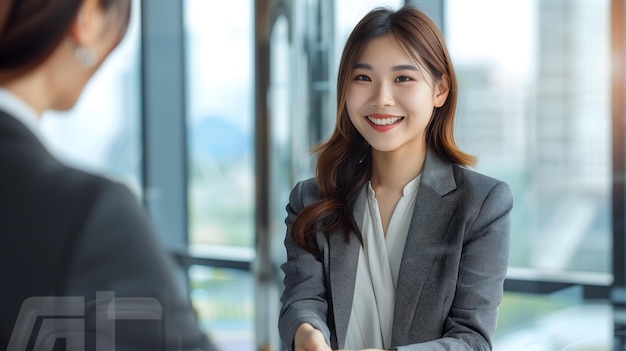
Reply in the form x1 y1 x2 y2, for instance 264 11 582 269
344 174 421 349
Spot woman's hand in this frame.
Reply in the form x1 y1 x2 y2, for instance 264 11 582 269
294 323 332 351
293 324 389 351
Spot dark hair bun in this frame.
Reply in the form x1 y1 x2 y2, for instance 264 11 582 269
0 0 81 71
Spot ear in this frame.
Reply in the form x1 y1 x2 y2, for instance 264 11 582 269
433 74 450 108
68 0 102 46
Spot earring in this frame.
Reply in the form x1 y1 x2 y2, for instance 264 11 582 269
358 143 370 164
74 46 98 68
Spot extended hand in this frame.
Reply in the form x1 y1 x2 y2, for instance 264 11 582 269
294 323 332 351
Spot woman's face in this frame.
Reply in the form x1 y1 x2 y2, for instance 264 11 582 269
345 34 448 156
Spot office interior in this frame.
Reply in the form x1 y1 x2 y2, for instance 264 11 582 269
38 0 625 350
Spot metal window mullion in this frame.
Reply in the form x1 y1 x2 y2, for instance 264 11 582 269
140 0 188 251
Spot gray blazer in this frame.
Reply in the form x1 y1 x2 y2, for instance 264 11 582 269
0 110 216 350
279 150 513 351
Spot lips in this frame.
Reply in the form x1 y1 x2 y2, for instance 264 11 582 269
366 114 404 132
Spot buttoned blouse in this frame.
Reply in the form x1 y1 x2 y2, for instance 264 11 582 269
344 174 422 349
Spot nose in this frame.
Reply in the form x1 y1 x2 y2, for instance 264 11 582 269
371 81 394 107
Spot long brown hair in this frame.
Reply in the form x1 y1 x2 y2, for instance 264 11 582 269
291 5 476 256
0 0 131 81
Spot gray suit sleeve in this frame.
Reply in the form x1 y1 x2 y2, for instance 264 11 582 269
65 181 217 351
398 181 513 351
278 181 332 351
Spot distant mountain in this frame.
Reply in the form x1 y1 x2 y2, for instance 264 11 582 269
189 116 250 163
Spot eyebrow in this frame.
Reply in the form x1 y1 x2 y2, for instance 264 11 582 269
392 64 420 72
352 63 420 71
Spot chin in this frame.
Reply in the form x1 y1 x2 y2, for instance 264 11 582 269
51 97 80 112
370 144 402 153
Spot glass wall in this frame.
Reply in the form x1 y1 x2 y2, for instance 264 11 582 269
183 0 255 350
184 0 255 251
495 292 612 350
445 0 613 349
447 0 611 284
189 266 254 349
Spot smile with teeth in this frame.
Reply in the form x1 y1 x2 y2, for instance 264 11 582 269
367 115 404 126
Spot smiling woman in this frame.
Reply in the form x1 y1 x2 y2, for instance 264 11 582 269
0 0 215 349
279 5 513 351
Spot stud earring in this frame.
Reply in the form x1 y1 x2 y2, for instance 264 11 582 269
74 46 98 68
358 143 370 164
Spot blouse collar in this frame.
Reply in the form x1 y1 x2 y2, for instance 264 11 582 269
367 173 422 199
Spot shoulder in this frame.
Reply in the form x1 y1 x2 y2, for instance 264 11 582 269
288 177 320 211
451 164 512 205
0 114 138 214
65 170 149 239
50 163 141 217
6 139 147 242
42 166 152 262
449 165 514 232
451 164 500 189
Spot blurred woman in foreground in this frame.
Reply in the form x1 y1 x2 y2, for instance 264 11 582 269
0 0 216 349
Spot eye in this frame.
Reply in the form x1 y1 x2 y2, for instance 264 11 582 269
395 75 412 83
354 74 371 82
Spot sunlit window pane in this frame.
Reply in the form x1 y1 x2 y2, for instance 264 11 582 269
495 292 612 350
447 0 611 283
189 266 254 351
185 0 255 251
184 1 255 349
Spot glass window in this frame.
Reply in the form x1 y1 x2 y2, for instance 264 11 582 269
40 0 142 194
184 1 255 350
495 292 612 350
189 266 254 350
335 0 405 47
446 0 611 284
184 0 255 253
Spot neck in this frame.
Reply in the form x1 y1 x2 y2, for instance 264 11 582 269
2 71 52 117
370 144 427 193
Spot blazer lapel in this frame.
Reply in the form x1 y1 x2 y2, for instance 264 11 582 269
391 150 457 344
328 186 365 348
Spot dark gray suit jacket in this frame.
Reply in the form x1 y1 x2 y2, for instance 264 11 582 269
279 151 512 351
0 110 216 350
